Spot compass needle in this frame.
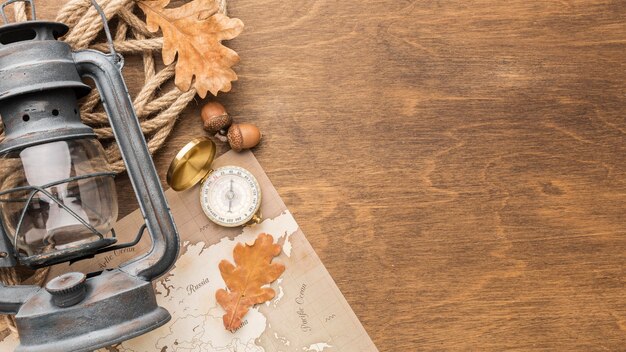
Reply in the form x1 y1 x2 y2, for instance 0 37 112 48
226 179 235 213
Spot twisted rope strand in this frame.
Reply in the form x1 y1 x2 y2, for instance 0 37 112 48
90 37 162 53
118 5 152 37
13 2 27 21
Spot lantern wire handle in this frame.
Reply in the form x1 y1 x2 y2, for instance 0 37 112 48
89 0 120 65
0 0 36 24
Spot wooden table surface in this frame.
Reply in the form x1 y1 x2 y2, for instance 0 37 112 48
32 1 626 350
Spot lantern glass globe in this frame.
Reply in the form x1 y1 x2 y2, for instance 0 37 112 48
0 138 118 258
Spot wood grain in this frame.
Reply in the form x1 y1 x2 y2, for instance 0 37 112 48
27 0 626 350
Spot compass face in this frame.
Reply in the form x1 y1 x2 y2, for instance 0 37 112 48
200 166 261 227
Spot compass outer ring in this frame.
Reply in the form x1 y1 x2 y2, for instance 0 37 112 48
199 165 262 227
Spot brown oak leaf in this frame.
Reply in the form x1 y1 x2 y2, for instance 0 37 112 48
216 233 285 332
138 0 244 97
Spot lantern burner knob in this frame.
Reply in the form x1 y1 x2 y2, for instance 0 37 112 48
45 272 87 308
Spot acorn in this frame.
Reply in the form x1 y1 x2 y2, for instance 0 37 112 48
227 123 262 152
201 101 232 134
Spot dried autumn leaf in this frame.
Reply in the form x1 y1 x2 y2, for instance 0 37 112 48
138 0 244 97
216 233 285 332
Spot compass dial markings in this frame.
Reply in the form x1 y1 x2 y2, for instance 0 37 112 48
200 166 261 227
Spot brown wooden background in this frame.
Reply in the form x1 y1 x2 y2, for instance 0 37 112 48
33 1 626 350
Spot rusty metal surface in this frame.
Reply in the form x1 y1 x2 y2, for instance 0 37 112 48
0 22 90 100
19 238 117 268
15 269 171 352
0 283 38 314
74 50 181 282
44 272 87 308
0 217 16 267
0 88 94 154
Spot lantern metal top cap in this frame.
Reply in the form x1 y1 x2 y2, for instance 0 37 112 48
0 17 90 104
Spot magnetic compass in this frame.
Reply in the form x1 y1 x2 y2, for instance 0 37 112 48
166 137 262 227
200 166 261 227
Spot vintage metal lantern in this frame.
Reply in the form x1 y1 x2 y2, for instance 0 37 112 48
0 1 180 351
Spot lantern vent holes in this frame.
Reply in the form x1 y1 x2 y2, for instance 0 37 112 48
0 28 36 45
22 114 29 122
52 109 59 116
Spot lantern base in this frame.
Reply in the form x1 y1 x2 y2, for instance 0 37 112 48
14 269 171 352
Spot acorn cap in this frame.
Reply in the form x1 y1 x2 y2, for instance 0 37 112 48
203 113 232 134
167 137 216 191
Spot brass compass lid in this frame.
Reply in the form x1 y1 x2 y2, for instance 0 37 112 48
166 137 216 191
